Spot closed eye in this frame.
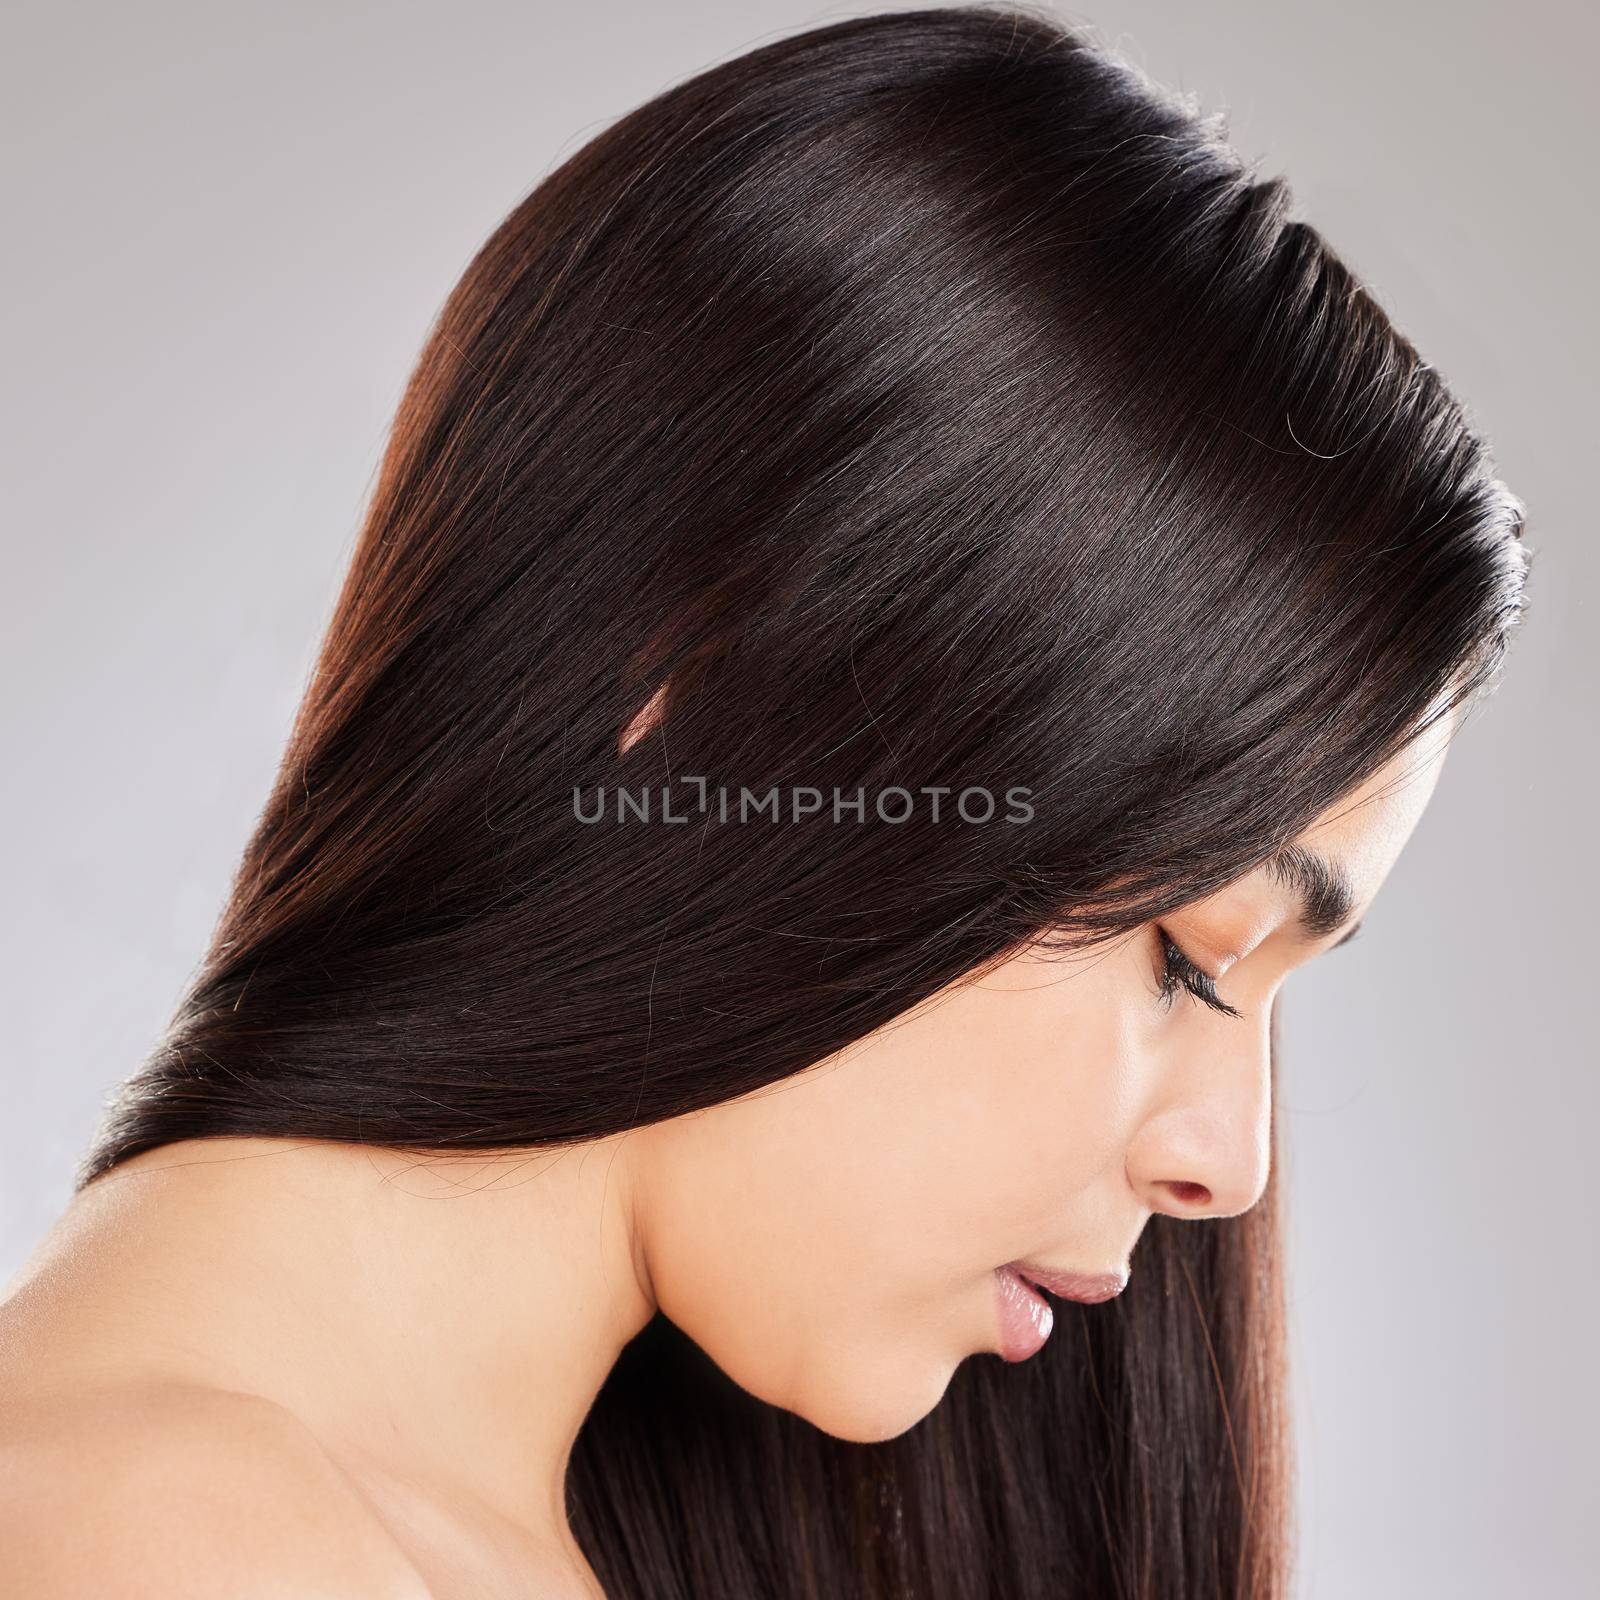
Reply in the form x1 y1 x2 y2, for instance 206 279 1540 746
1154 928 1243 1020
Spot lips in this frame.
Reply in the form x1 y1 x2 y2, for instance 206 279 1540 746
1011 1262 1129 1305
993 1260 1130 1363
994 1265 1054 1362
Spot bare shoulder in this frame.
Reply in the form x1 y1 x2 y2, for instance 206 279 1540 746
0 1380 433 1598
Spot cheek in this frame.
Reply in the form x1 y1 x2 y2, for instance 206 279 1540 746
636 1082 954 1439
633 947 1154 1440
913 952 1148 1247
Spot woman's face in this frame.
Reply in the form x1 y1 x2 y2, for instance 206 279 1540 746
630 713 1455 1443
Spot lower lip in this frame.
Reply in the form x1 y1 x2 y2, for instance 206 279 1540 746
993 1266 1053 1362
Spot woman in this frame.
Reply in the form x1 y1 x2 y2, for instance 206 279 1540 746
0 6 1529 1596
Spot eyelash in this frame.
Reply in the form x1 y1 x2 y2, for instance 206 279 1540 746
1155 929 1243 1020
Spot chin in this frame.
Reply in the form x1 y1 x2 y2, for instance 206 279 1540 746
671 1291 972 1443
752 1342 964 1445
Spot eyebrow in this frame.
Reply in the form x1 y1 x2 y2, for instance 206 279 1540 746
1265 843 1362 946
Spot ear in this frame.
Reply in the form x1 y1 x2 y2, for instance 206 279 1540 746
618 680 670 756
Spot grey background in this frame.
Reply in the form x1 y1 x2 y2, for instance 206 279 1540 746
3 2 1592 1592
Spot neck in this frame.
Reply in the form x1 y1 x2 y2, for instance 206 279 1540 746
26 1135 658 1548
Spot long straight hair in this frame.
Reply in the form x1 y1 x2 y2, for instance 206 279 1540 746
80 8 1529 1595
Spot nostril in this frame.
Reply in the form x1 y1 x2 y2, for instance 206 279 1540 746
1165 1180 1212 1207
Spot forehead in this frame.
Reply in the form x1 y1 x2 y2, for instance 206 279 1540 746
1176 706 1457 964
1293 708 1455 912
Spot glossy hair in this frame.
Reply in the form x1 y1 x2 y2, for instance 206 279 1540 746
79 7 1529 1595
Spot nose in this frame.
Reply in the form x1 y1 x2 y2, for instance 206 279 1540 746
1123 1009 1274 1220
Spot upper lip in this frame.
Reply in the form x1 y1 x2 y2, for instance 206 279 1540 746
1011 1261 1129 1304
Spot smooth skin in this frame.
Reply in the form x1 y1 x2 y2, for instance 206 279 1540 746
0 706 1454 1597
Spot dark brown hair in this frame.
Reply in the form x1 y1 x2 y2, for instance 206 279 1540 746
80 7 1529 1594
